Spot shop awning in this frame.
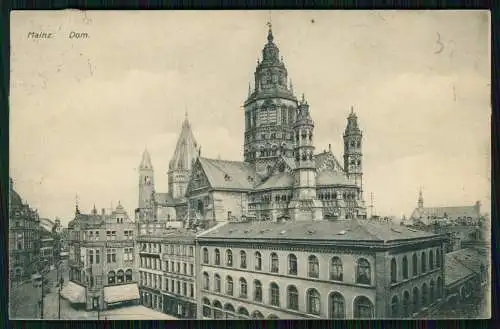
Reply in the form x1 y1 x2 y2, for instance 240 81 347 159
60 281 86 304
104 283 140 304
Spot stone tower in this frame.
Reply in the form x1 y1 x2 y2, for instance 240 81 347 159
288 95 323 221
138 148 155 220
343 107 363 191
168 112 199 200
243 23 298 177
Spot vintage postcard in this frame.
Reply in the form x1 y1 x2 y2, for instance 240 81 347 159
9 10 490 320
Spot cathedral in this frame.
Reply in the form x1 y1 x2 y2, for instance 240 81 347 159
137 24 366 226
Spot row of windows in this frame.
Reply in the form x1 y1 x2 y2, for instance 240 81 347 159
390 249 442 283
140 257 194 276
201 294 374 319
140 243 194 257
107 269 133 284
202 250 372 285
140 271 195 298
88 248 133 265
390 277 443 317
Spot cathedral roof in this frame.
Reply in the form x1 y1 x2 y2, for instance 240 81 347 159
255 172 294 191
155 192 175 205
316 170 356 186
140 149 153 169
198 219 440 244
169 114 199 171
10 189 23 206
198 157 255 190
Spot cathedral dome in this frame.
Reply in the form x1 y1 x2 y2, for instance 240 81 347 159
10 189 23 206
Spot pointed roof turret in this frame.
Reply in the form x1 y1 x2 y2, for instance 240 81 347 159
344 105 361 135
169 114 199 171
140 148 153 169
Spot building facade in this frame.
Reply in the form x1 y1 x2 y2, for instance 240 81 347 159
196 219 446 319
9 177 41 282
64 203 139 310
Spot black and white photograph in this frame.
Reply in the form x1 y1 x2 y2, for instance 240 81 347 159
9 10 491 319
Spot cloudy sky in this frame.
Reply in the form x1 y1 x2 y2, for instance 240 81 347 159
10 10 490 225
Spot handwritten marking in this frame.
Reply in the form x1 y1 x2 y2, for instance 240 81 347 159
88 59 94 76
435 32 444 54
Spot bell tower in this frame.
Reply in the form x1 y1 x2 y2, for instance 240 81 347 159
138 148 155 221
343 107 363 191
243 23 298 177
288 94 323 221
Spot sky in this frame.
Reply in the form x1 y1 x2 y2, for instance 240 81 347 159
10 10 491 226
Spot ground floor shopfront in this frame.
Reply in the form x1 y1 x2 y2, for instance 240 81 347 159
139 289 195 319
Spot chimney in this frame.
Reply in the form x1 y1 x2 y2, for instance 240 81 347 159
328 144 332 152
102 208 105 215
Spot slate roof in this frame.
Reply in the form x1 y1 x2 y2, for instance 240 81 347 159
316 170 355 186
169 116 199 171
198 219 438 242
198 158 255 190
255 172 293 190
444 248 486 287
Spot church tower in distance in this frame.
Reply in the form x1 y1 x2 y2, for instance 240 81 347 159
288 94 323 221
243 23 298 178
343 107 363 192
138 148 155 221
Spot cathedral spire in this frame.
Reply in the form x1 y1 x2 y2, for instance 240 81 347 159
140 148 153 169
418 187 424 208
169 115 199 171
267 21 274 43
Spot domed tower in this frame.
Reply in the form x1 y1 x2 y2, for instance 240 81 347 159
288 95 323 221
138 148 155 220
343 107 363 191
168 113 199 200
243 23 298 177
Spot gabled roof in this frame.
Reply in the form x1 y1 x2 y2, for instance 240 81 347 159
448 248 488 275
199 218 438 243
255 172 294 190
316 170 355 186
168 115 199 172
314 151 344 172
198 157 255 190
445 252 475 287
410 205 480 222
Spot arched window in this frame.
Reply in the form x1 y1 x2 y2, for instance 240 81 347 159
403 291 410 317
125 269 132 282
239 278 247 298
412 287 420 313
288 254 298 275
356 258 371 284
330 257 343 281
436 249 441 267
390 258 397 283
117 270 124 283
270 253 279 273
214 274 221 292
240 251 247 269
224 303 235 319
255 252 262 270
108 270 116 284
226 250 233 267
202 298 211 318
329 292 345 319
422 283 428 307
308 255 320 278
429 250 434 270
412 253 418 276
270 282 280 307
437 277 442 298
430 280 435 303
402 256 409 279
421 252 427 273
353 296 374 319
287 285 299 310
307 289 321 315
251 310 264 319
202 272 209 290
213 300 223 319
237 307 249 319
391 295 399 317
254 280 262 302
214 249 220 265
226 276 233 295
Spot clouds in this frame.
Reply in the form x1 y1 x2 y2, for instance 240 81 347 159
9 10 491 224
